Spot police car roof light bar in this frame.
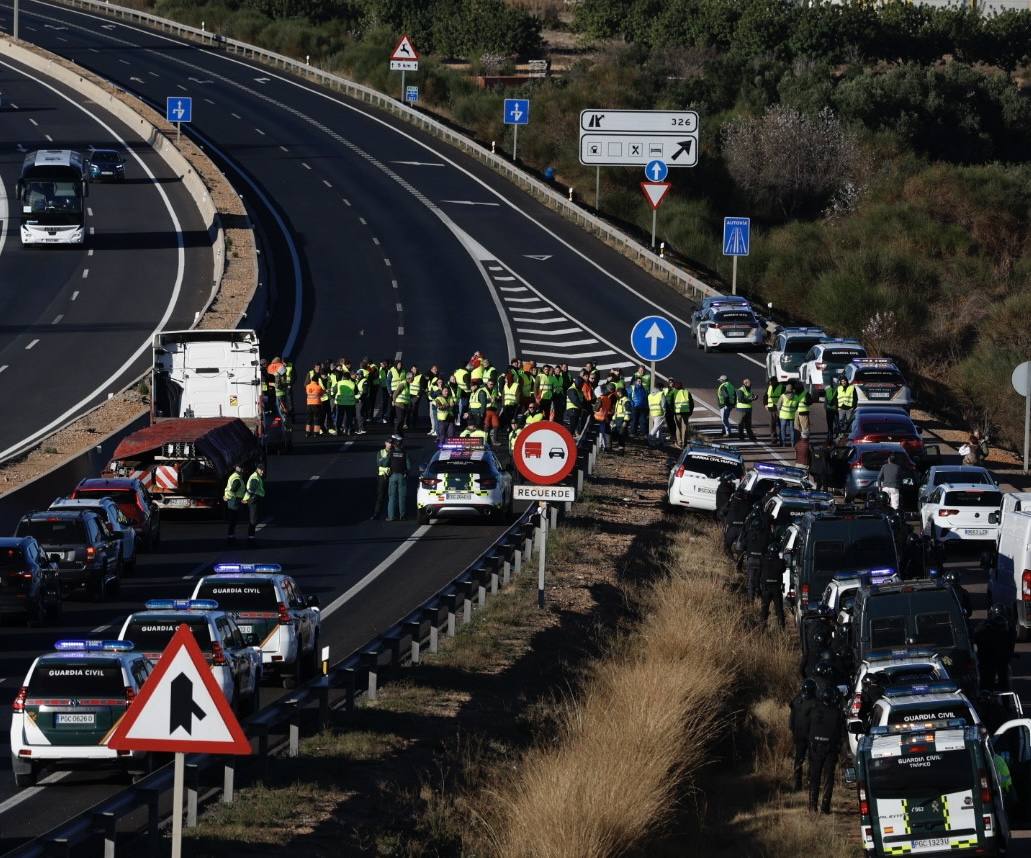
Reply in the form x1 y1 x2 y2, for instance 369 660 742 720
55 639 134 652
212 562 282 574
439 438 485 450
882 680 960 698
866 647 938 661
144 598 219 611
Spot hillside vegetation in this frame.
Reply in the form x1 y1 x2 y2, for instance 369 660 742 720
134 0 1031 444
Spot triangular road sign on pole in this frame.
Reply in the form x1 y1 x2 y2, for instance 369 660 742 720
640 181 671 210
107 624 251 755
390 34 420 62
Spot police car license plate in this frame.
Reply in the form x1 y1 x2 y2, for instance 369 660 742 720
727 331 745 337
56 713 95 725
869 391 890 399
913 838 949 849
447 493 473 500
965 528 988 536
238 625 253 634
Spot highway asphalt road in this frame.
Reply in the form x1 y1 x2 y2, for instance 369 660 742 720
0 1 1009 852
0 49 211 460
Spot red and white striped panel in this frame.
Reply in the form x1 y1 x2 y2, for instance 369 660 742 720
153 465 179 492
128 469 153 489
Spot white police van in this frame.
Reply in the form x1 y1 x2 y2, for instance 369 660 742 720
667 444 744 512
9 640 152 787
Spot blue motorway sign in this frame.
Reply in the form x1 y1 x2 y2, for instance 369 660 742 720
405 85 419 103
166 96 192 123
645 159 668 182
630 315 677 362
723 216 750 256
503 98 530 126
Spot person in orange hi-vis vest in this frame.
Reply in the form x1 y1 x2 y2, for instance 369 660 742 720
305 376 325 438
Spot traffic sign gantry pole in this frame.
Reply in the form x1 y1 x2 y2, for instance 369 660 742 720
513 421 577 608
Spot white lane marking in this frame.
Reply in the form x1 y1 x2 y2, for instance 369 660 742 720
322 179 331 188
0 58 187 462
309 475 320 481
488 266 503 271
372 237 380 245
88 46 99 52
176 83 187 90
384 258 391 267
25 339 39 350
0 365 8 375
279 145 288 152
301 162 311 170
254 127 265 135
389 160 444 167
520 338 599 347
28 117 38 126
397 326 404 335
395 302 403 312
148 71 159 77
342 198 351 206
503 297 540 303
517 327 583 335
358 217 366 225
499 286 527 292
51 314 63 324
71 290 79 301
0 165 7 262
231 111 241 118
204 98 215 104
506 306 551 314
81 268 89 279
87 248 93 257
44 133 53 142
322 525 433 619
118 58 130 65
0 772 71 813
391 279 398 289
86 206 93 217
440 199 499 207
522 348 615 359
494 276 516 281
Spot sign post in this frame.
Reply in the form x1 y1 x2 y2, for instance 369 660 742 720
513 421 577 608
630 315 678 394
389 35 419 102
165 96 193 144
722 216 751 295
1012 361 1031 473
108 624 251 858
640 181 671 249
503 98 530 161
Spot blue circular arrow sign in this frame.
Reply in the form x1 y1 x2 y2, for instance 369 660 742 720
645 159 668 182
630 315 677 362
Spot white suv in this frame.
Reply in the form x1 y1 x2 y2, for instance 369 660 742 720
921 483 1003 551
695 307 764 352
765 327 828 384
798 339 866 399
842 358 913 410
667 444 744 512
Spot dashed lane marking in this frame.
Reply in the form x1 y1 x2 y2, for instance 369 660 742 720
25 339 39 350
51 314 63 324
517 327 583 335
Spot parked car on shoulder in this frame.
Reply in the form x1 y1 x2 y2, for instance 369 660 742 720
48 497 137 575
0 537 62 625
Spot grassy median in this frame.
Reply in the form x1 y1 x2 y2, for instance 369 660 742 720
184 444 860 856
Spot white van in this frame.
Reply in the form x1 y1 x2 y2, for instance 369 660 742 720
990 506 1031 642
993 491 1031 548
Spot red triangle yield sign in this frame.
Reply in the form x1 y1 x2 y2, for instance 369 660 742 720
390 34 420 62
107 624 251 755
640 182 671 210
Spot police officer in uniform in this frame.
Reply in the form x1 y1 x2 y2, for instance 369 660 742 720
740 508 771 599
386 435 412 522
808 686 843 814
371 438 392 520
224 464 246 542
759 547 785 629
714 473 736 522
242 463 266 541
789 679 817 791
976 604 1016 691
720 486 752 556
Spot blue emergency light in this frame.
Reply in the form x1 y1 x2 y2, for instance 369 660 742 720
54 639 134 652
144 599 219 611
438 438 485 451
212 562 282 574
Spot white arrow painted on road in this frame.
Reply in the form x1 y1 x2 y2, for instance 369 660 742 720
440 200 500 207
524 254 552 261
644 321 664 357
390 160 444 167
130 76 145 83
254 77 270 83
188 77 212 84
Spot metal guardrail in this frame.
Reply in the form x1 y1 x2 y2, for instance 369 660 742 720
8 424 601 857
51 0 720 305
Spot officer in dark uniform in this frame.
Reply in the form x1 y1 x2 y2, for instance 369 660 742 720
808 686 844 814
976 604 1016 691
941 569 973 620
759 549 785 629
857 672 886 725
799 613 834 677
714 472 736 520
789 678 817 791
720 486 752 556
741 508 771 599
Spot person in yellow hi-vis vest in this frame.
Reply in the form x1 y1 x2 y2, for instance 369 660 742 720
224 464 246 543
647 381 666 447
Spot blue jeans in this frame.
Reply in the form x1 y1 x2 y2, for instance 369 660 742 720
721 405 734 435
387 474 407 520
631 406 648 436
780 418 796 447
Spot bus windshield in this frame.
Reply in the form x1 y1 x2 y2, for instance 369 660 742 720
21 179 83 226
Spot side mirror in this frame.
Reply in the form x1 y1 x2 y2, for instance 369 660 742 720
306 595 320 608
847 721 865 735
844 765 858 784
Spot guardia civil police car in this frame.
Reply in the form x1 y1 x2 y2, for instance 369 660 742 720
739 462 813 496
10 640 152 787
843 358 914 410
417 439 513 524
667 444 744 512
116 599 261 714
191 563 321 689
848 717 1031 856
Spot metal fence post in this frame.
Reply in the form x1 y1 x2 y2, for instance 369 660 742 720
490 571 499 594
186 762 199 828
463 597 472 625
411 639 420 664
368 668 378 701
514 551 522 576
502 559 511 585
447 609 456 637
223 760 235 805
429 624 439 653
477 584 486 608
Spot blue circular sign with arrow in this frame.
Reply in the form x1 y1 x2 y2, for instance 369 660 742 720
645 159 668 182
630 315 677 362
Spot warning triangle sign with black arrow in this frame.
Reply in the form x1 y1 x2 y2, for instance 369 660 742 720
107 624 251 755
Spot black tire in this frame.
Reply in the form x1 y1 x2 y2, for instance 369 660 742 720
418 509 430 525
282 656 301 690
44 595 62 624
703 341 711 354
13 765 36 788
92 573 108 603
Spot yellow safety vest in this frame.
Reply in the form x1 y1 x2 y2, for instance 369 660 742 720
394 385 411 406
566 385 582 411
408 374 423 397
777 393 798 421
471 365 484 383
674 389 694 414
460 428 488 439
525 412 544 424
434 393 454 421
224 472 245 502
736 387 753 410
376 450 391 477
334 378 356 406
243 471 265 503
648 390 664 417
614 398 630 420
455 368 471 393
503 381 520 406
468 388 488 413
839 384 856 409
795 392 809 415
388 367 404 391
766 383 784 409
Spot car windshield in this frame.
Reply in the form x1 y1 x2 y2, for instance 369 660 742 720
824 348 865 363
681 456 743 479
28 659 125 697
785 337 823 354
123 618 213 652
76 489 138 506
942 490 1002 508
17 519 86 544
880 667 939 686
933 471 991 487
887 706 973 728
856 370 903 383
913 612 955 648
93 152 119 163
871 616 907 648
196 579 278 612
0 546 28 569
811 524 896 573
868 748 974 798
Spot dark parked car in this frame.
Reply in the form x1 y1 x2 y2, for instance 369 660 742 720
15 511 121 601
0 537 62 625
71 477 160 549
